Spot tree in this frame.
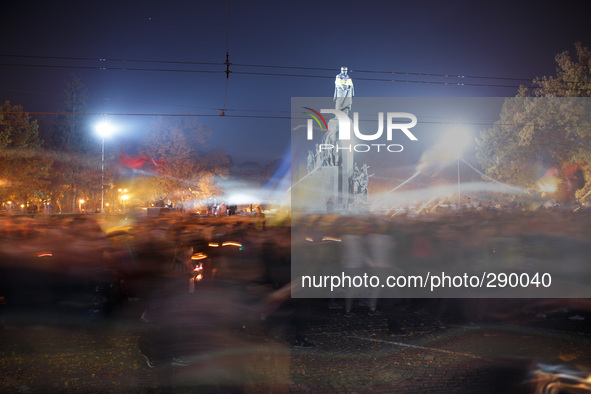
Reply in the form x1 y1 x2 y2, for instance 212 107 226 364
0 100 52 206
133 117 229 206
476 43 591 203
528 42 591 98
47 74 98 212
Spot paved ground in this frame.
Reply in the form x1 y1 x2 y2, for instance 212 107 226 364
288 300 591 393
1 298 591 393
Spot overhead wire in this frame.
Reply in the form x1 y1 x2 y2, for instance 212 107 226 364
4 57 587 93
0 62 225 75
0 60 530 90
0 53 225 67
0 53 534 83
2 110 581 131
0 86 290 115
0 53 589 116
0 110 292 119
1 53 588 88
231 62 534 83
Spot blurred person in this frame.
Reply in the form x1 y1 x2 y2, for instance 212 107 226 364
253 205 266 231
137 236 193 368
340 218 369 317
365 219 398 316
217 201 227 216
258 219 325 348
326 197 335 214
259 227 290 288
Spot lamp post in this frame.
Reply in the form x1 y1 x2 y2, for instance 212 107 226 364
118 188 127 212
96 122 114 213
440 126 472 214
457 157 461 212
121 194 129 212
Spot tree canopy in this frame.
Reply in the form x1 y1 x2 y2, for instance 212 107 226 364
48 74 100 212
476 43 591 203
132 117 229 205
1 74 234 212
0 100 51 203
528 42 591 98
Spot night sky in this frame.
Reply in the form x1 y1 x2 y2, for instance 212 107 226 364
1 0 590 164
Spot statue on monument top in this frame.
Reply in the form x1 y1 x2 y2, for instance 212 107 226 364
334 66 354 114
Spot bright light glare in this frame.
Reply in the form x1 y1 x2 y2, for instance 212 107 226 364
226 192 258 205
96 122 114 138
440 126 472 158
222 241 242 247
538 178 558 193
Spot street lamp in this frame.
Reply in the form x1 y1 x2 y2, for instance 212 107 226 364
121 194 129 212
96 122 114 213
117 188 128 212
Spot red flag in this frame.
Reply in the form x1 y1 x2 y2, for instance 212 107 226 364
544 167 558 177
118 151 162 174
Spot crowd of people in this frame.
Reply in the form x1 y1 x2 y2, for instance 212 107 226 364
1 207 591 386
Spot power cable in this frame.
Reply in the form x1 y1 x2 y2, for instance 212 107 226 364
2 53 589 90
222 0 231 115
0 62 224 75
0 53 534 83
0 61 532 90
0 110 292 119
0 87 292 113
0 54 225 67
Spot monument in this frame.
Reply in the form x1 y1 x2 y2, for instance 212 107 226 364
301 66 371 212
334 66 354 114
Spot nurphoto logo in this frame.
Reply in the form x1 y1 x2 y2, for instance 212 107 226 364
304 107 418 153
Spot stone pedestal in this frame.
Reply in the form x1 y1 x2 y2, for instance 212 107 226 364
327 118 354 210
293 108 359 213
291 166 339 212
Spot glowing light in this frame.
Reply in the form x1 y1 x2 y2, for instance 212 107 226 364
96 122 114 138
79 199 85 204
222 241 242 247
191 253 208 261
305 237 314 242
121 195 129 201
195 274 203 281
193 263 203 271
36 252 53 257
208 242 219 247
537 177 558 193
321 236 342 242
441 126 472 159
